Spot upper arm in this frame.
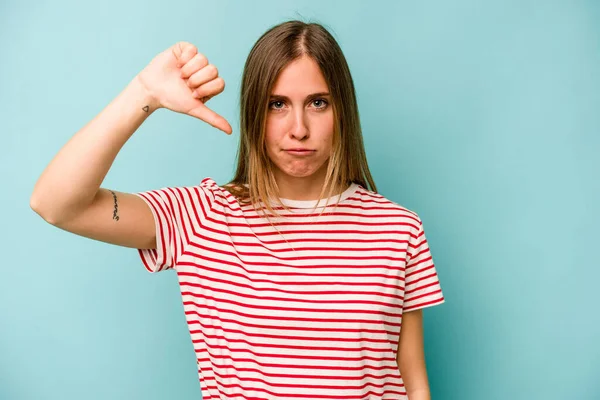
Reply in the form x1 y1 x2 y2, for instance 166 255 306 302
36 179 217 273
397 309 430 393
397 309 425 365
47 188 156 250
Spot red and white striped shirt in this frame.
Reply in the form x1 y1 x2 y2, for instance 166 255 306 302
135 177 444 400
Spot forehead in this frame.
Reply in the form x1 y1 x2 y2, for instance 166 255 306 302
271 56 329 95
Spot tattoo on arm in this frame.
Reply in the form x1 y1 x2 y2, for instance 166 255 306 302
142 105 150 113
109 190 120 221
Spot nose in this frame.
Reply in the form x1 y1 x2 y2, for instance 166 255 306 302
289 108 309 140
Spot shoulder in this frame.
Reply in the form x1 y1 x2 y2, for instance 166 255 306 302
199 177 220 191
352 185 421 223
198 177 248 208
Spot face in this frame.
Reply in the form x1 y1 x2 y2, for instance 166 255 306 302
265 55 334 185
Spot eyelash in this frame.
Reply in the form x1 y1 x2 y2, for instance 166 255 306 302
268 98 329 111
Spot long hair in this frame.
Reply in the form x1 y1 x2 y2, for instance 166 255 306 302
224 20 377 218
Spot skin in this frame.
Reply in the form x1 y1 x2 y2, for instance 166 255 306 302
30 39 432 398
265 55 335 201
265 55 432 399
397 310 432 400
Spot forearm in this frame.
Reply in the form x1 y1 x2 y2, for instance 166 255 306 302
407 388 431 400
402 367 431 400
31 75 159 223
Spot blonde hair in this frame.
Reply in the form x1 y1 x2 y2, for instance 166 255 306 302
224 19 377 218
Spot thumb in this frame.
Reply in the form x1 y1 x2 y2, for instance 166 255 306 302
187 102 233 135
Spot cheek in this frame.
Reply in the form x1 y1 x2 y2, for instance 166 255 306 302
318 114 335 147
265 117 281 145
266 119 286 139
264 126 281 163
317 111 334 135
264 132 279 157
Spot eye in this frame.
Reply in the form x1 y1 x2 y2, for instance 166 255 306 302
312 98 329 110
269 100 285 110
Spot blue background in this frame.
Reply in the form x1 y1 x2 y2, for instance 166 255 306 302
1 1 598 399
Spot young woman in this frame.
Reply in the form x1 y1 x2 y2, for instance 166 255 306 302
31 20 444 400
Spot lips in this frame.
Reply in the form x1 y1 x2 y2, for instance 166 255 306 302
284 149 315 156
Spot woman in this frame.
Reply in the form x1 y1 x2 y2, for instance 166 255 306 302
31 20 444 400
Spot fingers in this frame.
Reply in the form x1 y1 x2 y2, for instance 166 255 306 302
180 53 210 80
191 77 225 101
171 42 231 134
188 104 233 135
172 42 198 68
184 63 218 89
177 47 222 106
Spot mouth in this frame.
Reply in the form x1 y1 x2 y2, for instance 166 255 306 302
284 149 315 156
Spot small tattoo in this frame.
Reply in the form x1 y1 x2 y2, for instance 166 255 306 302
110 190 120 221
142 105 150 113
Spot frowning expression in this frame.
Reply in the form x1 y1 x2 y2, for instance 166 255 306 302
265 55 334 181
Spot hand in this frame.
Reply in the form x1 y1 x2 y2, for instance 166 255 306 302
137 41 232 134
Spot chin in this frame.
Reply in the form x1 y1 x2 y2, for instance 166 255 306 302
281 168 318 178
277 161 328 179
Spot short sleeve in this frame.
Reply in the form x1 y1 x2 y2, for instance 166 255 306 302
403 216 445 312
134 179 216 273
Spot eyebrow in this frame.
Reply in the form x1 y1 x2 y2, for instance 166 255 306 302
269 92 331 101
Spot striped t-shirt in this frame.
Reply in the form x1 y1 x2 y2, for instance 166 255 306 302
135 177 445 400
